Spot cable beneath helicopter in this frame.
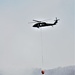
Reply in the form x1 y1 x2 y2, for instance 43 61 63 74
40 28 43 68
40 28 45 74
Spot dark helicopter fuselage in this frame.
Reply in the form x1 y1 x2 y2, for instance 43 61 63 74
33 19 59 28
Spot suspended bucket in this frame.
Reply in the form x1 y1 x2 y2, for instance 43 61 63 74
41 70 45 74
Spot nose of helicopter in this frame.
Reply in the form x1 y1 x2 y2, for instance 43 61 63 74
33 25 36 27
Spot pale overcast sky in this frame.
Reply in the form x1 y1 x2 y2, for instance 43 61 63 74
0 0 74 71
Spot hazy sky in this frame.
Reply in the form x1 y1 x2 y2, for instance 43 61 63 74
0 0 74 71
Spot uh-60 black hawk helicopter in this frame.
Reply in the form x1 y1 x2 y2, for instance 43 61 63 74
33 17 60 28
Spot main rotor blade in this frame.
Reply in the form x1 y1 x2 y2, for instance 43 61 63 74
33 20 41 22
33 19 51 23
28 21 36 24
42 18 51 21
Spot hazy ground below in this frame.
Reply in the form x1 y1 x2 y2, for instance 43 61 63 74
0 66 75 75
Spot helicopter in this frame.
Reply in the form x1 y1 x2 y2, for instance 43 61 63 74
33 17 60 28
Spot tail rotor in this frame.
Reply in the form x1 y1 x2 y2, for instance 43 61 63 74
56 17 60 21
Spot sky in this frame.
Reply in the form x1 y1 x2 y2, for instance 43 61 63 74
0 0 74 72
